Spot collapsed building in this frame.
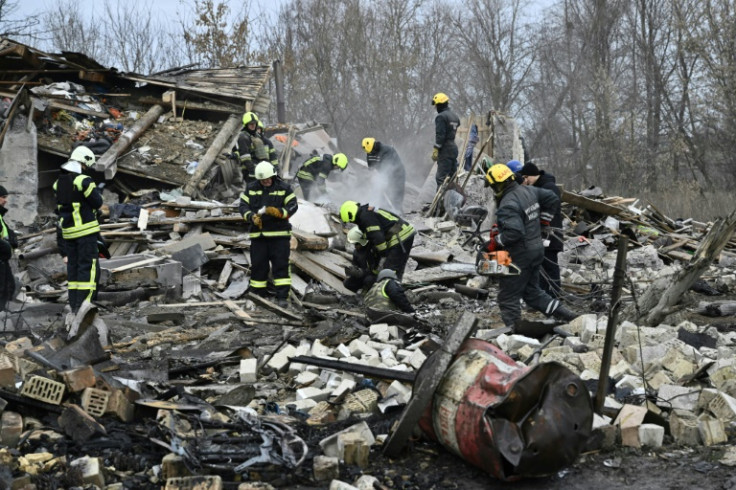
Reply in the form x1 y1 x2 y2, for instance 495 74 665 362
1 37 736 489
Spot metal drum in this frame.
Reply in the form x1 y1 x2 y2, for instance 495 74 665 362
418 338 593 481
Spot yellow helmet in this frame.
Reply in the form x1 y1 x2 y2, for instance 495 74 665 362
486 164 514 185
257 120 264 130
362 137 376 154
346 226 367 246
340 200 359 223
242 111 259 126
333 153 348 170
255 161 276 180
70 146 96 167
432 92 449 105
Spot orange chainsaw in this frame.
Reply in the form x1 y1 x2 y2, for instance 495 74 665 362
475 250 521 276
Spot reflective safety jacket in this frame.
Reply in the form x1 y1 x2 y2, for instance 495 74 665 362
353 205 414 255
296 154 333 185
54 173 103 240
495 181 559 256
234 130 274 177
238 177 298 239
364 278 415 313
367 143 403 173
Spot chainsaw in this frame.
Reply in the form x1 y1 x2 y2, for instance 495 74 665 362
475 250 521 276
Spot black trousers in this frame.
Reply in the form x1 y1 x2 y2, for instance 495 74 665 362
0 259 14 311
250 237 291 300
497 248 559 328
435 152 459 189
66 233 100 313
343 272 377 293
540 248 562 298
383 234 414 281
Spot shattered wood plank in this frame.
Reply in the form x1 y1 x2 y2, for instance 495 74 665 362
292 229 329 250
246 293 303 321
410 250 453 264
561 190 633 217
137 208 149 231
403 265 469 284
290 250 354 295
223 300 258 326
94 104 165 179
47 99 109 118
182 114 242 197
301 251 351 279
301 302 366 318
623 208 736 326
217 261 233 290
108 256 163 273
290 273 308 296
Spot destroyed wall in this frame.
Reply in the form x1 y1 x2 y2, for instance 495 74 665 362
0 114 38 226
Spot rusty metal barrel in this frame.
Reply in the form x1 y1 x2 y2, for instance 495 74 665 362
418 338 593 481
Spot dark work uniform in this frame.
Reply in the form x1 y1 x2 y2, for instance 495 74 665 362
366 143 406 213
343 244 380 293
234 128 273 183
296 154 335 201
238 177 298 300
434 104 460 189
0 205 17 311
364 278 415 313
54 171 103 313
532 171 563 297
494 181 560 327
353 205 415 280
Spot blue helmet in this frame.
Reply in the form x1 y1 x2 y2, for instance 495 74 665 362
506 160 523 173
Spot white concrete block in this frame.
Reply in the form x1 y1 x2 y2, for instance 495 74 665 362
311 339 334 358
239 358 257 384
369 324 390 342
657 384 701 411
385 380 412 405
331 379 356 400
348 339 379 358
296 387 331 402
295 371 321 387
335 344 352 359
638 423 664 447
408 349 427 370
267 344 296 373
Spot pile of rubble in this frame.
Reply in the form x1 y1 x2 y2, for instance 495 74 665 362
2 168 736 488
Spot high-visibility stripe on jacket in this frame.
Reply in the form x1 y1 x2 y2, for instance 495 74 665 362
238 177 298 239
296 154 332 182
54 174 103 240
355 205 415 254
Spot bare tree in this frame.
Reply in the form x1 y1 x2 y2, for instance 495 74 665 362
0 0 40 38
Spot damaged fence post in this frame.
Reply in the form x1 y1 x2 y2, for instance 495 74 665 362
383 311 477 457
595 236 628 413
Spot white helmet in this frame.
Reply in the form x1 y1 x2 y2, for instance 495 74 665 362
61 160 83 173
377 269 398 281
346 226 368 246
70 146 96 167
255 161 277 180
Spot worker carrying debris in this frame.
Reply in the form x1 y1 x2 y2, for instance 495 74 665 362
430 92 460 190
339 201 415 280
234 112 273 183
0 185 18 312
484 163 578 330
521 161 564 298
239 161 298 306
343 226 380 293
296 153 348 201
53 146 104 315
364 268 415 314
362 138 406 213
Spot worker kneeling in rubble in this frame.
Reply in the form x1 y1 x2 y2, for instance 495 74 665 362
54 146 104 315
364 269 415 314
239 161 298 306
343 226 380 293
339 201 415 280
296 153 348 201
484 163 578 330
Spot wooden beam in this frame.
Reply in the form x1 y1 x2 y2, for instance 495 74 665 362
561 190 632 217
291 250 354 295
182 114 242 197
95 104 165 179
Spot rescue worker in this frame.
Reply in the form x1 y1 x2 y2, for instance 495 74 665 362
339 201 415 280
343 226 380 294
430 92 460 190
484 163 578 329
506 159 523 179
234 112 271 183
362 138 406 213
0 185 18 311
54 146 104 314
296 153 348 201
363 269 415 314
521 162 563 298
239 161 298 306
257 120 279 169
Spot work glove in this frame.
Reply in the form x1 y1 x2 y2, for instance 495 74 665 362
252 214 263 229
431 148 439 161
265 206 283 218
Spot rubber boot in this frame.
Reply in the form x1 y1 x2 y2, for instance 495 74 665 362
552 304 580 323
